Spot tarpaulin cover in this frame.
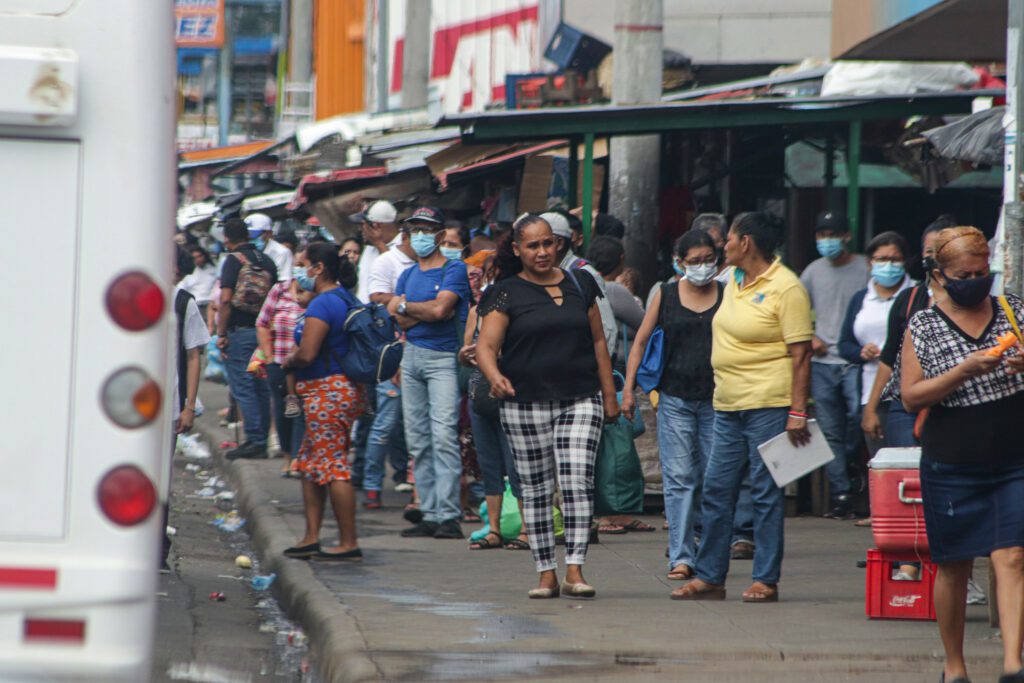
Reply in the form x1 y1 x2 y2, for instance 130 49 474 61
922 106 1005 166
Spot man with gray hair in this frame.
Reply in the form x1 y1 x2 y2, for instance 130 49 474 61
691 213 731 284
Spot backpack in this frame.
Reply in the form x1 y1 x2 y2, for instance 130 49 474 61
229 251 273 315
328 287 403 384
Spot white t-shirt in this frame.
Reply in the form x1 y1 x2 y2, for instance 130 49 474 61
173 290 212 422
368 244 415 296
179 264 218 304
263 239 293 282
356 234 402 302
852 276 911 404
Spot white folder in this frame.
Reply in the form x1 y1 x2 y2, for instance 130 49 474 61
757 419 835 488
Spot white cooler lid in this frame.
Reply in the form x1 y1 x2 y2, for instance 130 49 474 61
868 447 922 470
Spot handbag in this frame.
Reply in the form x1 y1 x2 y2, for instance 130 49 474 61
594 416 645 516
612 370 645 437
468 368 501 418
636 282 670 393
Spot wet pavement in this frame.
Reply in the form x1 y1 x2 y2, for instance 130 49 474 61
193 381 1006 682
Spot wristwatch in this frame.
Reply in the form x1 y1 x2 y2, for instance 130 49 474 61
396 301 408 316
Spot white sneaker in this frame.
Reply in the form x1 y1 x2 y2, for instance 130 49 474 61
268 432 281 456
966 577 988 605
394 482 413 493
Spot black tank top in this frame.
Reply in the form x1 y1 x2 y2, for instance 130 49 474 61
659 281 722 401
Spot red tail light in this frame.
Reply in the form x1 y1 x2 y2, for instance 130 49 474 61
24 619 85 643
105 271 164 331
97 465 157 527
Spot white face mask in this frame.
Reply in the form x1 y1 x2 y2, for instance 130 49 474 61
684 263 717 286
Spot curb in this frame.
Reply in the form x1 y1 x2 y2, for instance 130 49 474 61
194 421 381 683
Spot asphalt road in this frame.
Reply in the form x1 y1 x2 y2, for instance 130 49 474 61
152 438 317 683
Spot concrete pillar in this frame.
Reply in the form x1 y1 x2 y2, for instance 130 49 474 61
217 3 234 146
608 0 663 286
288 0 313 83
401 0 430 109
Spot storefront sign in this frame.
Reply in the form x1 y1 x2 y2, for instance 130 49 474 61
175 0 225 48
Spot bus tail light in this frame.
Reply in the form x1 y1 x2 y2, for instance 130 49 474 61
97 465 157 527
24 618 86 644
105 271 164 331
101 367 161 429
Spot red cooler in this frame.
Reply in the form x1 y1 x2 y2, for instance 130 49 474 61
868 448 929 553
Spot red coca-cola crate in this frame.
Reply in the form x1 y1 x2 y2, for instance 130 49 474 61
869 448 929 553
865 548 936 620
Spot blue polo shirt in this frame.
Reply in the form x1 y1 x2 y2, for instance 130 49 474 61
396 260 471 353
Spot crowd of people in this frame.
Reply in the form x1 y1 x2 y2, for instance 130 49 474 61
173 201 1024 682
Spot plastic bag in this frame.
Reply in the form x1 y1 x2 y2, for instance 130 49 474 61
594 417 644 516
468 482 523 541
205 336 227 384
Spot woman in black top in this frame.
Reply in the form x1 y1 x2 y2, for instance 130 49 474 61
902 226 1024 683
622 230 722 581
477 214 619 600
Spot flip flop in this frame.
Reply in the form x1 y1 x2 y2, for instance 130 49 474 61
671 580 726 601
597 523 627 534
667 565 693 581
623 520 657 532
742 582 779 603
505 537 530 550
470 533 504 550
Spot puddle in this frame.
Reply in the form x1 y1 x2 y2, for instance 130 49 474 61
414 651 579 681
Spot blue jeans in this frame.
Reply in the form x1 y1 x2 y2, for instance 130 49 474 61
225 327 270 446
886 399 918 447
811 361 861 498
694 408 788 586
363 379 408 492
470 406 521 499
657 395 714 570
265 362 305 456
401 344 462 524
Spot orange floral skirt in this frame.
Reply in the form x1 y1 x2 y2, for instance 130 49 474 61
295 374 366 485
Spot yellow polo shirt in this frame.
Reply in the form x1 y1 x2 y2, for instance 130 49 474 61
711 258 813 411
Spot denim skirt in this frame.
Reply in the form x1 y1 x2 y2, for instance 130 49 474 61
920 457 1024 563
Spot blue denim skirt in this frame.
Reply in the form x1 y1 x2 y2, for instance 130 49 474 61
920 457 1024 563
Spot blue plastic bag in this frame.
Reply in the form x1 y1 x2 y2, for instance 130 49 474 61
204 336 227 384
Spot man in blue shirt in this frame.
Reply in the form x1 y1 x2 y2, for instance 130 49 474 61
387 207 471 539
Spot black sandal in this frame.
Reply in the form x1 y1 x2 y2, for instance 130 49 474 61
505 537 530 550
283 542 320 559
469 532 504 550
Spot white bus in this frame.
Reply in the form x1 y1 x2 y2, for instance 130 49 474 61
0 0 175 680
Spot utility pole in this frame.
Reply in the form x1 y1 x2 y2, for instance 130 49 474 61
376 0 390 112
401 0 430 109
288 0 313 84
608 0 663 289
1003 0 1024 297
217 2 234 146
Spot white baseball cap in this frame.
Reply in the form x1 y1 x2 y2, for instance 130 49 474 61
349 200 397 225
244 213 273 237
539 211 571 239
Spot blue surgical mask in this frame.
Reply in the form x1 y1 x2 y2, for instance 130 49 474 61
816 238 844 260
672 259 686 277
440 246 463 261
871 261 905 288
293 266 316 292
410 231 438 258
253 238 266 251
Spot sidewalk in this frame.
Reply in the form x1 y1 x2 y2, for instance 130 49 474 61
196 381 1004 682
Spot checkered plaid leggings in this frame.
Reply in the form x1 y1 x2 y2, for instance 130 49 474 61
500 394 604 573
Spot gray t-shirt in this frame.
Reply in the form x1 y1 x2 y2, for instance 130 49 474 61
799 254 870 364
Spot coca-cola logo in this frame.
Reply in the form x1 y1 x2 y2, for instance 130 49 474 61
890 594 922 608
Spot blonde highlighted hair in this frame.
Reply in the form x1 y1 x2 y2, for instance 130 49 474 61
933 226 989 269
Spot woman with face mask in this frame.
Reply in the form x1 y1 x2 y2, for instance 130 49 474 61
282 242 368 562
901 226 1024 683
622 229 724 581
836 231 911 456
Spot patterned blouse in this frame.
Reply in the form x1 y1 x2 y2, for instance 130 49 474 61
907 295 1024 408
255 283 304 364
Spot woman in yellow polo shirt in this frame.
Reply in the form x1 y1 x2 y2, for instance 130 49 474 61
673 211 813 603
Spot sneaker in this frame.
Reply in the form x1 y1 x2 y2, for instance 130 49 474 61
824 495 856 520
433 519 464 539
267 431 281 456
730 541 755 560
403 506 423 524
283 394 302 419
363 490 381 510
966 577 988 605
225 441 268 461
394 482 414 494
401 521 439 538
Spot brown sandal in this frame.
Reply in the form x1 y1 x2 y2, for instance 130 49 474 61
670 579 725 601
741 582 779 603
667 565 692 581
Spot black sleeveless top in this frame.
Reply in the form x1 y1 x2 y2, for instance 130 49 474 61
659 281 722 401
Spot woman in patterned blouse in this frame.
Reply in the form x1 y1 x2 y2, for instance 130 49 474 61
902 226 1024 683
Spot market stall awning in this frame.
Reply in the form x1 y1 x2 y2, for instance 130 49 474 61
289 167 389 210
440 91 1002 142
839 0 1007 62
241 190 296 214
429 141 566 190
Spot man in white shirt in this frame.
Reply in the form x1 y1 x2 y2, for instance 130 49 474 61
245 213 292 282
368 229 416 304
350 199 399 303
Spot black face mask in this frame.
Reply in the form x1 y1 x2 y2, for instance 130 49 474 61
921 256 936 276
939 270 994 308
